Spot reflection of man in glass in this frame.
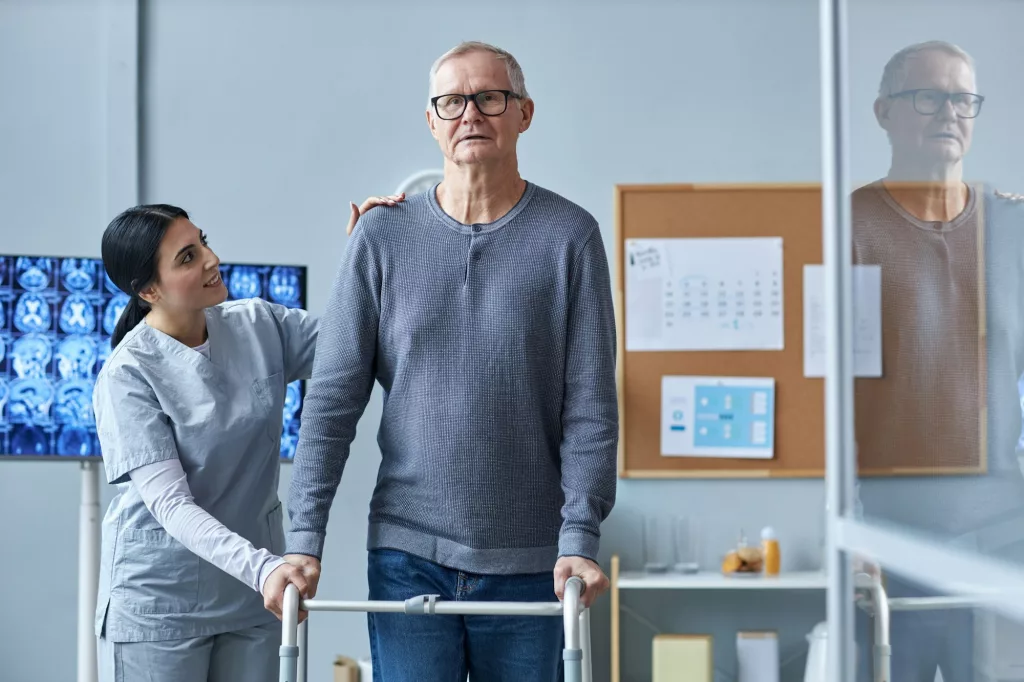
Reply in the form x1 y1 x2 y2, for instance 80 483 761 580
853 40 1024 682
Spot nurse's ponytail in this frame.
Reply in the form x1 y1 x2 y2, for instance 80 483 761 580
102 204 190 348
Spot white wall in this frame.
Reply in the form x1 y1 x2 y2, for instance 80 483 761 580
2 1 1023 681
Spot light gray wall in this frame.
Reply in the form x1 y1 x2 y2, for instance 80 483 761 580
2 1 1022 681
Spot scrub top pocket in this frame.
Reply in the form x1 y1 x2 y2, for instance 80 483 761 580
252 371 286 444
113 527 200 614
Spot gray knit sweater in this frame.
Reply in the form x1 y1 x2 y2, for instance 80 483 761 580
285 182 619 574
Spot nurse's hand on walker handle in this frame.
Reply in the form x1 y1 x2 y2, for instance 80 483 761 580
554 556 609 609
263 554 322 622
262 563 311 623
346 193 406 235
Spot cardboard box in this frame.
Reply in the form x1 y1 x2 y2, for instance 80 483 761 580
652 634 712 682
334 656 360 682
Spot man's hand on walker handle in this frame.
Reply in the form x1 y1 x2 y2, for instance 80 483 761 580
554 556 609 608
262 563 310 623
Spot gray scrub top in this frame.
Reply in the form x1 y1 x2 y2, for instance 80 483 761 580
93 298 318 642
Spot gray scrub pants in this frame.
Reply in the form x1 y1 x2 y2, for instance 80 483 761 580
97 621 279 682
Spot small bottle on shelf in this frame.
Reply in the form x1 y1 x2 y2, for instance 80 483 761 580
761 526 781 576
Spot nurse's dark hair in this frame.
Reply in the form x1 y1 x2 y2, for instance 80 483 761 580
102 203 190 347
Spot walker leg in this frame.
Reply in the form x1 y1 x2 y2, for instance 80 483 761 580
580 609 592 682
297 620 308 682
562 577 585 682
280 584 300 682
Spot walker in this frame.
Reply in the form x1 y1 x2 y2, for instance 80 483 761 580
278 577 593 682
815 569 991 679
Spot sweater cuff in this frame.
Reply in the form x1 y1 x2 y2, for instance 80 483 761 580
558 531 600 562
285 531 326 560
257 557 287 595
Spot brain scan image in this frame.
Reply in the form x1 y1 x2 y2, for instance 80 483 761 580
270 267 302 306
228 266 263 299
61 259 97 292
58 426 94 456
54 379 94 427
57 336 97 380
60 293 97 335
103 269 122 295
11 424 48 456
2 253 306 459
14 293 52 333
9 378 54 424
12 334 52 379
103 293 130 336
16 257 53 292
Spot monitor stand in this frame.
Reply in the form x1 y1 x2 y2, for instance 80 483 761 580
78 461 100 682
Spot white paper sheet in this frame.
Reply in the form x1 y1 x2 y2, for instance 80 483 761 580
662 376 775 459
625 238 784 351
802 264 882 378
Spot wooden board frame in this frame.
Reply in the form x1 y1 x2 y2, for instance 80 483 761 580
613 182 987 479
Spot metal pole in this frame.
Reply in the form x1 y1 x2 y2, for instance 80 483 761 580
820 0 857 679
580 608 593 682
297 620 308 682
78 461 101 682
280 585 300 682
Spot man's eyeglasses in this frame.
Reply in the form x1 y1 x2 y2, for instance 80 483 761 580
889 88 985 118
430 90 522 121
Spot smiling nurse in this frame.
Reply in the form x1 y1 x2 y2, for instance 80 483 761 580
90 198 398 682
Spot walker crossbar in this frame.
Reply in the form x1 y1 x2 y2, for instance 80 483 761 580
279 576 592 682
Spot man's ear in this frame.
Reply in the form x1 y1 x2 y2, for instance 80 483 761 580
874 96 889 130
517 98 535 134
426 108 439 141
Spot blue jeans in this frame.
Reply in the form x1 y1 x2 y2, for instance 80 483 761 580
367 548 564 682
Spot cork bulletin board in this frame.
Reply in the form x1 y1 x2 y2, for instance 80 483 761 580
612 183 985 478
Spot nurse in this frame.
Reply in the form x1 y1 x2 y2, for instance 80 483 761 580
91 197 398 682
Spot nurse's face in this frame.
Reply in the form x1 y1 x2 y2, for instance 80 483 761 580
145 218 228 312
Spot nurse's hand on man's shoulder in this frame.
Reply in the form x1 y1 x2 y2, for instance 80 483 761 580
346 192 406 236
262 563 311 623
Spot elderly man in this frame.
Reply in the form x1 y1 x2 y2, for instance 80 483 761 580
281 41 618 680
852 40 1024 681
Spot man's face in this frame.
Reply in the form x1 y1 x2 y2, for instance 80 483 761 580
426 50 534 167
876 50 978 171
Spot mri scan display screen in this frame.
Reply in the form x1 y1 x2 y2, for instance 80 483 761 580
0 255 307 461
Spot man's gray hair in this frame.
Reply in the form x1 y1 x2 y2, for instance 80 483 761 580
878 40 975 98
428 41 530 103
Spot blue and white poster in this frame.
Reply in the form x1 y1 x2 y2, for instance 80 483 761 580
661 375 775 459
